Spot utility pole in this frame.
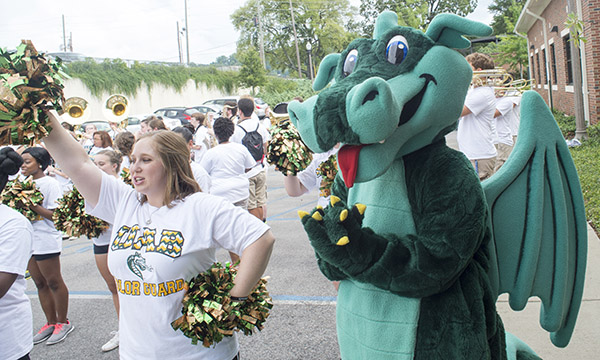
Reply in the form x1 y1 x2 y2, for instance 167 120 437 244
62 15 67 52
68 32 73 52
177 21 183 64
184 0 190 65
289 0 302 78
257 1 266 69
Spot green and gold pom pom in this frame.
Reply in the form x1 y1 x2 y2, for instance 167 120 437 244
53 187 109 238
316 154 338 198
266 120 312 176
0 40 67 146
120 167 133 187
171 262 272 347
1 176 44 221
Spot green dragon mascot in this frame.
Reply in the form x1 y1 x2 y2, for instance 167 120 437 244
288 11 587 360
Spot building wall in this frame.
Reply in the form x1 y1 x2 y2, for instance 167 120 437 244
526 0 600 125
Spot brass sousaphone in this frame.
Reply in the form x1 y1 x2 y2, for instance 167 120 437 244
103 94 130 128
62 96 91 125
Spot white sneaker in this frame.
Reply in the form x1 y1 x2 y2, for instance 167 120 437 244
101 330 119 352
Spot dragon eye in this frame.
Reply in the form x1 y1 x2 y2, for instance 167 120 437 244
343 49 358 77
386 35 409 65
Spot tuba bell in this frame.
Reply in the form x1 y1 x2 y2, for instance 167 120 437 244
62 97 91 125
103 94 130 128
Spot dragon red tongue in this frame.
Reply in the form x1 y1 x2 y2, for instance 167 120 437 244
338 145 364 188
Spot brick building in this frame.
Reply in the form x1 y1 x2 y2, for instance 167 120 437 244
515 0 599 125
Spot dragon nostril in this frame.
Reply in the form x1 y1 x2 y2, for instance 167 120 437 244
362 90 379 105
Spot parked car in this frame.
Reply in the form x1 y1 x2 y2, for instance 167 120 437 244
80 120 111 133
153 107 191 125
124 114 152 134
185 104 221 117
202 96 268 119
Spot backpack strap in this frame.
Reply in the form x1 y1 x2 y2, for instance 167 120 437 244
238 124 248 134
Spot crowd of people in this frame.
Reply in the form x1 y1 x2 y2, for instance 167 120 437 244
0 96 284 360
0 59 527 358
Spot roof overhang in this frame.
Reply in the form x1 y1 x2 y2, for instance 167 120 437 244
514 0 553 34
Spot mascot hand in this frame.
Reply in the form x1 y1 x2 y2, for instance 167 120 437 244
298 196 367 267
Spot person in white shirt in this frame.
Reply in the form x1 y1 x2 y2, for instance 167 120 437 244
41 109 275 360
91 150 123 352
20 147 74 346
230 98 271 221
88 131 114 156
114 131 135 174
493 95 518 171
201 117 256 208
457 53 497 181
172 126 212 193
0 147 34 360
189 113 211 164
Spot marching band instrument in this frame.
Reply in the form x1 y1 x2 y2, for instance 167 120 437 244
472 68 535 96
62 97 91 125
102 94 130 127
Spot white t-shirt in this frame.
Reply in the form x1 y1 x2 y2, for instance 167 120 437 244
190 161 212 194
89 146 114 156
297 148 339 208
230 118 271 178
494 97 515 146
508 96 521 137
0 205 33 360
200 143 256 203
120 156 131 174
29 176 63 255
457 86 498 160
192 126 209 164
87 173 270 360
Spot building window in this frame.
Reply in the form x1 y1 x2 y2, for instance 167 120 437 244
536 53 541 84
542 50 547 84
550 44 557 85
563 35 573 85
530 55 535 83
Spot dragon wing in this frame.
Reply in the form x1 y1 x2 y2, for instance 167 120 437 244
482 90 587 347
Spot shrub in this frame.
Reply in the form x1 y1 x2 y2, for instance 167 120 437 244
570 139 600 231
258 78 318 107
552 109 576 137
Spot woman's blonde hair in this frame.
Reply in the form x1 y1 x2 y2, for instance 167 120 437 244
136 130 200 207
96 149 123 171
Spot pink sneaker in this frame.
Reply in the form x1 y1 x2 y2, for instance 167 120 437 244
33 323 55 344
46 321 74 345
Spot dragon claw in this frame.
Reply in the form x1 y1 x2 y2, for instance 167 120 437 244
298 210 310 220
330 195 341 206
355 203 366 215
336 236 350 246
312 211 323 221
340 209 348 222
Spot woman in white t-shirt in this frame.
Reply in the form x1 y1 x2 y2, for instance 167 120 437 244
20 147 74 346
200 117 256 209
190 113 211 164
0 147 34 360
91 150 122 352
88 130 114 156
42 110 275 360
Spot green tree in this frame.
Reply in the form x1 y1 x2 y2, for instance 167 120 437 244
359 0 478 35
212 55 239 66
237 48 267 94
488 0 525 35
231 0 359 78
486 1 528 77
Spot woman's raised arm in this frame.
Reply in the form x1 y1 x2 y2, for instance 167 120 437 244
42 110 103 207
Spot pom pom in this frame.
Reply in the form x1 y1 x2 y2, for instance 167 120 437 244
1 176 44 221
171 262 272 347
316 154 338 197
53 187 109 238
266 120 313 176
0 41 67 146
120 167 133 187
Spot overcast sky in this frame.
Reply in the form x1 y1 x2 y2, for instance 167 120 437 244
0 0 493 65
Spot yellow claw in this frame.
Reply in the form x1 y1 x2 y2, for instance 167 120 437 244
340 209 348 222
316 205 324 210
330 195 341 206
355 203 366 215
298 210 310 219
336 236 350 246
312 212 323 221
